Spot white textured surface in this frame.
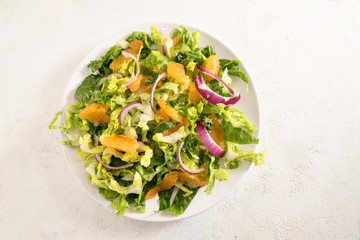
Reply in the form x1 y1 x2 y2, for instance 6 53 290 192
1 0 359 239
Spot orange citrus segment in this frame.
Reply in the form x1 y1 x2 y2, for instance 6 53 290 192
127 39 143 55
137 74 151 93
177 171 208 189
109 40 144 71
158 108 170 122
145 171 179 200
78 103 110 124
157 98 184 123
203 55 220 81
188 82 201 105
128 74 143 92
100 135 139 153
172 35 181 46
167 62 189 90
208 113 225 150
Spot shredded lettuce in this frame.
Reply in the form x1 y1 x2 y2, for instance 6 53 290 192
150 26 168 45
226 142 266 168
112 195 129 217
140 51 169 74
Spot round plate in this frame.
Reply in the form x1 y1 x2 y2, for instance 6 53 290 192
60 23 260 222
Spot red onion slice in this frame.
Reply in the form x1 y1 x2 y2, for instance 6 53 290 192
194 74 241 106
121 51 140 87
118 102 143 126
196 65 234 95
93 135 134 170
106 73 123 80
177 142 205 174
150 72 167 112
196 121 225 157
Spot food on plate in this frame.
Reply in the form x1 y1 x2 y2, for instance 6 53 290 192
49 25 265 217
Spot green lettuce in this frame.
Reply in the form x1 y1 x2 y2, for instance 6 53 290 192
74 75 103 103
126 31 154 49
160 82 179 94
204 155 218 195
88 45 123 75
224 123 259 145
140 146 153 168
167 187 199 215
150 26 168 45
226 142 266 168
201 45 216 58
218 104 257 135
158 187 174 211
219 59 248 84
172 26 200 50
112 195 129 217
99 187 120 201
140 51 169 75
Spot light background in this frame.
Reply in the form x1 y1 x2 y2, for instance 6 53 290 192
1 0 359 239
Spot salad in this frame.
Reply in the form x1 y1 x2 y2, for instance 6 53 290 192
49 25 265 216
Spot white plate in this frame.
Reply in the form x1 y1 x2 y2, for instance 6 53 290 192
60 23 260 222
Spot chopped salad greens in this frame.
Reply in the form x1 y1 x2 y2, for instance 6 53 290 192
49 25 265 217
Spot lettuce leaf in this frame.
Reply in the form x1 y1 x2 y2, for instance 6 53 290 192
112 195 129 217
140 51 169 75
160 82 179 94
158 187 174 211
74 75 103 103
201 45 216 58
173 48 206 66
167 187 199 215
150 26 168 45
224 122 259 145
140 146 153 168
191 32 200 50
126 31 154 49
219 59 248 84
226 142 266 168
98 187 120 201
172 26 199 50
88 45 123 75
218 104 257 135
204 155 218 194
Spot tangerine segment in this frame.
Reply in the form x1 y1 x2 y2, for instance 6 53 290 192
167 62 189 90
128 74 143 92
109 40 144 71
158 108 170 122
177 171 208 189
137 74 151 93
203 55 220 81
78 103 110 124
188 82 201 105
208 113 225 150
100 135 139 153
145 171 179 200
127 39 143 55
157 98 184 123
172 35 181 46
